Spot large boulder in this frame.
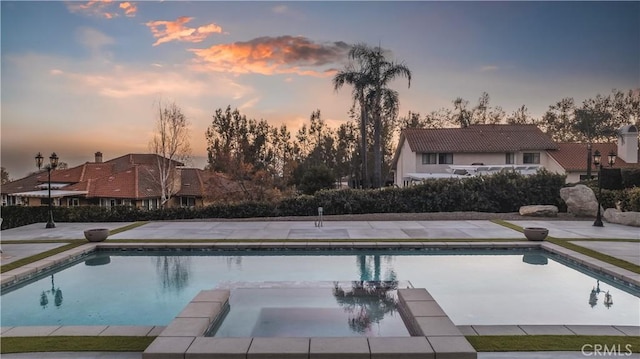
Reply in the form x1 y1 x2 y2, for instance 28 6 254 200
559 185 600 217
603 208 640 227
519 205 558 217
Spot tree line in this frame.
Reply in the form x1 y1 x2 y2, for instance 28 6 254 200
201 90 638 201
402 89 639 143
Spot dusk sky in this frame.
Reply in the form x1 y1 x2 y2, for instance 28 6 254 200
2 1 639 179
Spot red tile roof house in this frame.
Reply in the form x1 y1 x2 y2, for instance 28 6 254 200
391 124 639 187
1 152 219 209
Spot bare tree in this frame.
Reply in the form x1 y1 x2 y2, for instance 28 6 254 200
149 101 191 207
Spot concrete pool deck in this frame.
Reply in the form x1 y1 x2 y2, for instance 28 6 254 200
1 219 638 266
1 218 639 358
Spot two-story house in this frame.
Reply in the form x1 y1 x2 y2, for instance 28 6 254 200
391 124 558 187
391 124 639 187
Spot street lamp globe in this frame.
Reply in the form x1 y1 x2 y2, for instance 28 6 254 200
50 152 59 169
35 152 44 170
593 150 601 166
607 151 616 167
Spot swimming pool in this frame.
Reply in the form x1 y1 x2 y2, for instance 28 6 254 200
1 249 638 327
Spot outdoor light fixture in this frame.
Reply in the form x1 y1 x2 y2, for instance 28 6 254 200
592 150 616 227
35 152 59 228
607 151 617 167
586 143 592 179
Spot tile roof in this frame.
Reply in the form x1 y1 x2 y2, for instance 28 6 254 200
548 143 640 171
73 164 161 199
0 172 41 194
203 171 244 194
48 163 115 183
106 154 184 173
64 166 134 198
3 154 198 201
176 168 205 196
402 124 558 153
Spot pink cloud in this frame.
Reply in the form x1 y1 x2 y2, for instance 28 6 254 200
119 2 137 17
66 0 137 19
189 36 349 77
145 17 223 46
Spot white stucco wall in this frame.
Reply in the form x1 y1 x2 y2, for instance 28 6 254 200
394 148 563 187
394 139 417 187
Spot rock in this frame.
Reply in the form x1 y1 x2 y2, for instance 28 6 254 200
519 205 558 217
603 208 640 227
560 185 600 217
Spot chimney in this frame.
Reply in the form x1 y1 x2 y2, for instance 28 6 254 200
617 125 638 164
95 151 103 163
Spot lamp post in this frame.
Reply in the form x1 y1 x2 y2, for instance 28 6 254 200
586 143 592 179
35 152 59 228
592 150 616 227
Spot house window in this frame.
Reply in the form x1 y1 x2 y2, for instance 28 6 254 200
143 198 159 210
100 198 120 207
422 153 453 164
181 197 196 207
6 196 24 206
438 153 453 164
506 152 515 165
422 153 437 164
67 198 80 207
523 152 540 164
2 195 18 206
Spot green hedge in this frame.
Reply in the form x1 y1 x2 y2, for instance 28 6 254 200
584 185 640 212
1 171 567 230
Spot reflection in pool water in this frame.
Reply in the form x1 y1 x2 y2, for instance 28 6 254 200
38 275 63 309
1 249 638 327
589 280 614 309
522 253 548 265
333 281 399 335
210 282 408 338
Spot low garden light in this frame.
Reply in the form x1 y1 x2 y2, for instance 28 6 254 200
592 150 616 227
35 152 59 229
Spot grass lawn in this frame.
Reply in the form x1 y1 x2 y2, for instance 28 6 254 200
2 335 639 354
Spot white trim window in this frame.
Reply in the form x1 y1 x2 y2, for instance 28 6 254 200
523 152 540 164
422 153 437 164
67 198 80 207
143 198 159 210
506 152 515 165
422 153 453 165
180 196 196 208
438 153 453 164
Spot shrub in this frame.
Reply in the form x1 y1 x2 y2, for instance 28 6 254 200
625 187 640 212
0 171 568 230
621 168 640 188
297 165 336 195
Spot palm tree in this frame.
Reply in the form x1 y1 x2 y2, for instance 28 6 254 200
333 61 371 188
334 44 411 188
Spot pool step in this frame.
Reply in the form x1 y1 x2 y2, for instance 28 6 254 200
142 288 478 359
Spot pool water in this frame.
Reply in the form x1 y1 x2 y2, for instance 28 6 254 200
209 284 410 338
1 249 638 327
